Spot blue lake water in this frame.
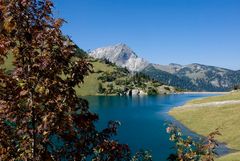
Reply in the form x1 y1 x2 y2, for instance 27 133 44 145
84 94 214 161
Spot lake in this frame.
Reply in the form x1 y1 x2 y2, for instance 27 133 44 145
85 94 214 160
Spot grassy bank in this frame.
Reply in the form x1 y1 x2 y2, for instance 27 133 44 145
75 61 115 96
187 92 240 105
169 91 240 161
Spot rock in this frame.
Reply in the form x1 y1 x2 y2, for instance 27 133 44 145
89 43 149 72
157 85 175 94
128 89 147 96
139 90 147 96
131 89 140 96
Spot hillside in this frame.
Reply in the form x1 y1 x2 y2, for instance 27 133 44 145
142 64 198 91
89 43 240 92
169 91 240 160
1 49 178 96
154 63 240 91
76 59 178 96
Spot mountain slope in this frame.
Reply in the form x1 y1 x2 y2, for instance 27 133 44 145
2 42 178 96
154 63 240 91
76 59 177 96
142 64 198 91
89 43 149 72
89 43 240 91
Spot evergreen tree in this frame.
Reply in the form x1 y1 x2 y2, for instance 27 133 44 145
98 83 105 94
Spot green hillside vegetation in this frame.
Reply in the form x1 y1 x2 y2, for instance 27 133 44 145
2 51 177 96
76 58 177 96
169 91 240 161
142 64 240 92
74 59 115 96
142 65 197 91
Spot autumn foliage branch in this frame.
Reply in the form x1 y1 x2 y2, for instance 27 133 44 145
0 0 130 160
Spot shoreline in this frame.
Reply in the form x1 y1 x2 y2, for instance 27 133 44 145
167 116 236 157
181 91 229 95
167 94 235 157
168 91 240 158
79 91 229 97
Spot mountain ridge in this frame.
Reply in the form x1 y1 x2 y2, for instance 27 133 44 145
89 43 240 91
89 43 149 72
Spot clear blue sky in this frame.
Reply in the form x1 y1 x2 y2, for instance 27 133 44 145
53 0 240 70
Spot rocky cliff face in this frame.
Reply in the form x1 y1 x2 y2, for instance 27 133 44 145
89 43 149 72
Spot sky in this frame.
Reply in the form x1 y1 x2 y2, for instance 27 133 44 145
53 0 240 70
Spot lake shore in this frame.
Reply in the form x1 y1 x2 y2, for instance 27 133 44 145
169 92 240 160
181 91 230 95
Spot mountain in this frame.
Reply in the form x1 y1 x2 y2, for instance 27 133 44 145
1 48 177 96
89 43 240 92
89 43 149 72
152 63 183 74
75 59 178 96
142 64 198 91
151 63 240 91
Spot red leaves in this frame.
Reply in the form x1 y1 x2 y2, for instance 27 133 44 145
0 147 7 155
3 17 16 33
0 0 131 160
20 0 28 6
93 140 131 161
0 38 11 59
45 0 54 13
54 18 65 28
166 123 221 161
0 100 7 110
20 90 28 96
0 44 4 55
66 59 92 87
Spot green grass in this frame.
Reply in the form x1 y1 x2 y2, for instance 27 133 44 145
2 54 169 96
169 92 240 160
1 53 15 71
75 73 100 96
187 92 240 105
75 61 116 96
1 54 118 96
216 152 240 161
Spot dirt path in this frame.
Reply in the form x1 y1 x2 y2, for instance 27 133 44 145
175 100 240 109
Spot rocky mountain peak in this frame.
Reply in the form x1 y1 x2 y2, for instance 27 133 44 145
89 43 149 72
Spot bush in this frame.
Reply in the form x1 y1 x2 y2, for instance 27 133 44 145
166 123 220 161
97 72 116 82
152 82 163 87
115 79 126 85
98 83 106 94
95 70 103 73
164 86 171 91
105 83 114 94
233 84 240 90
147 87 158 95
